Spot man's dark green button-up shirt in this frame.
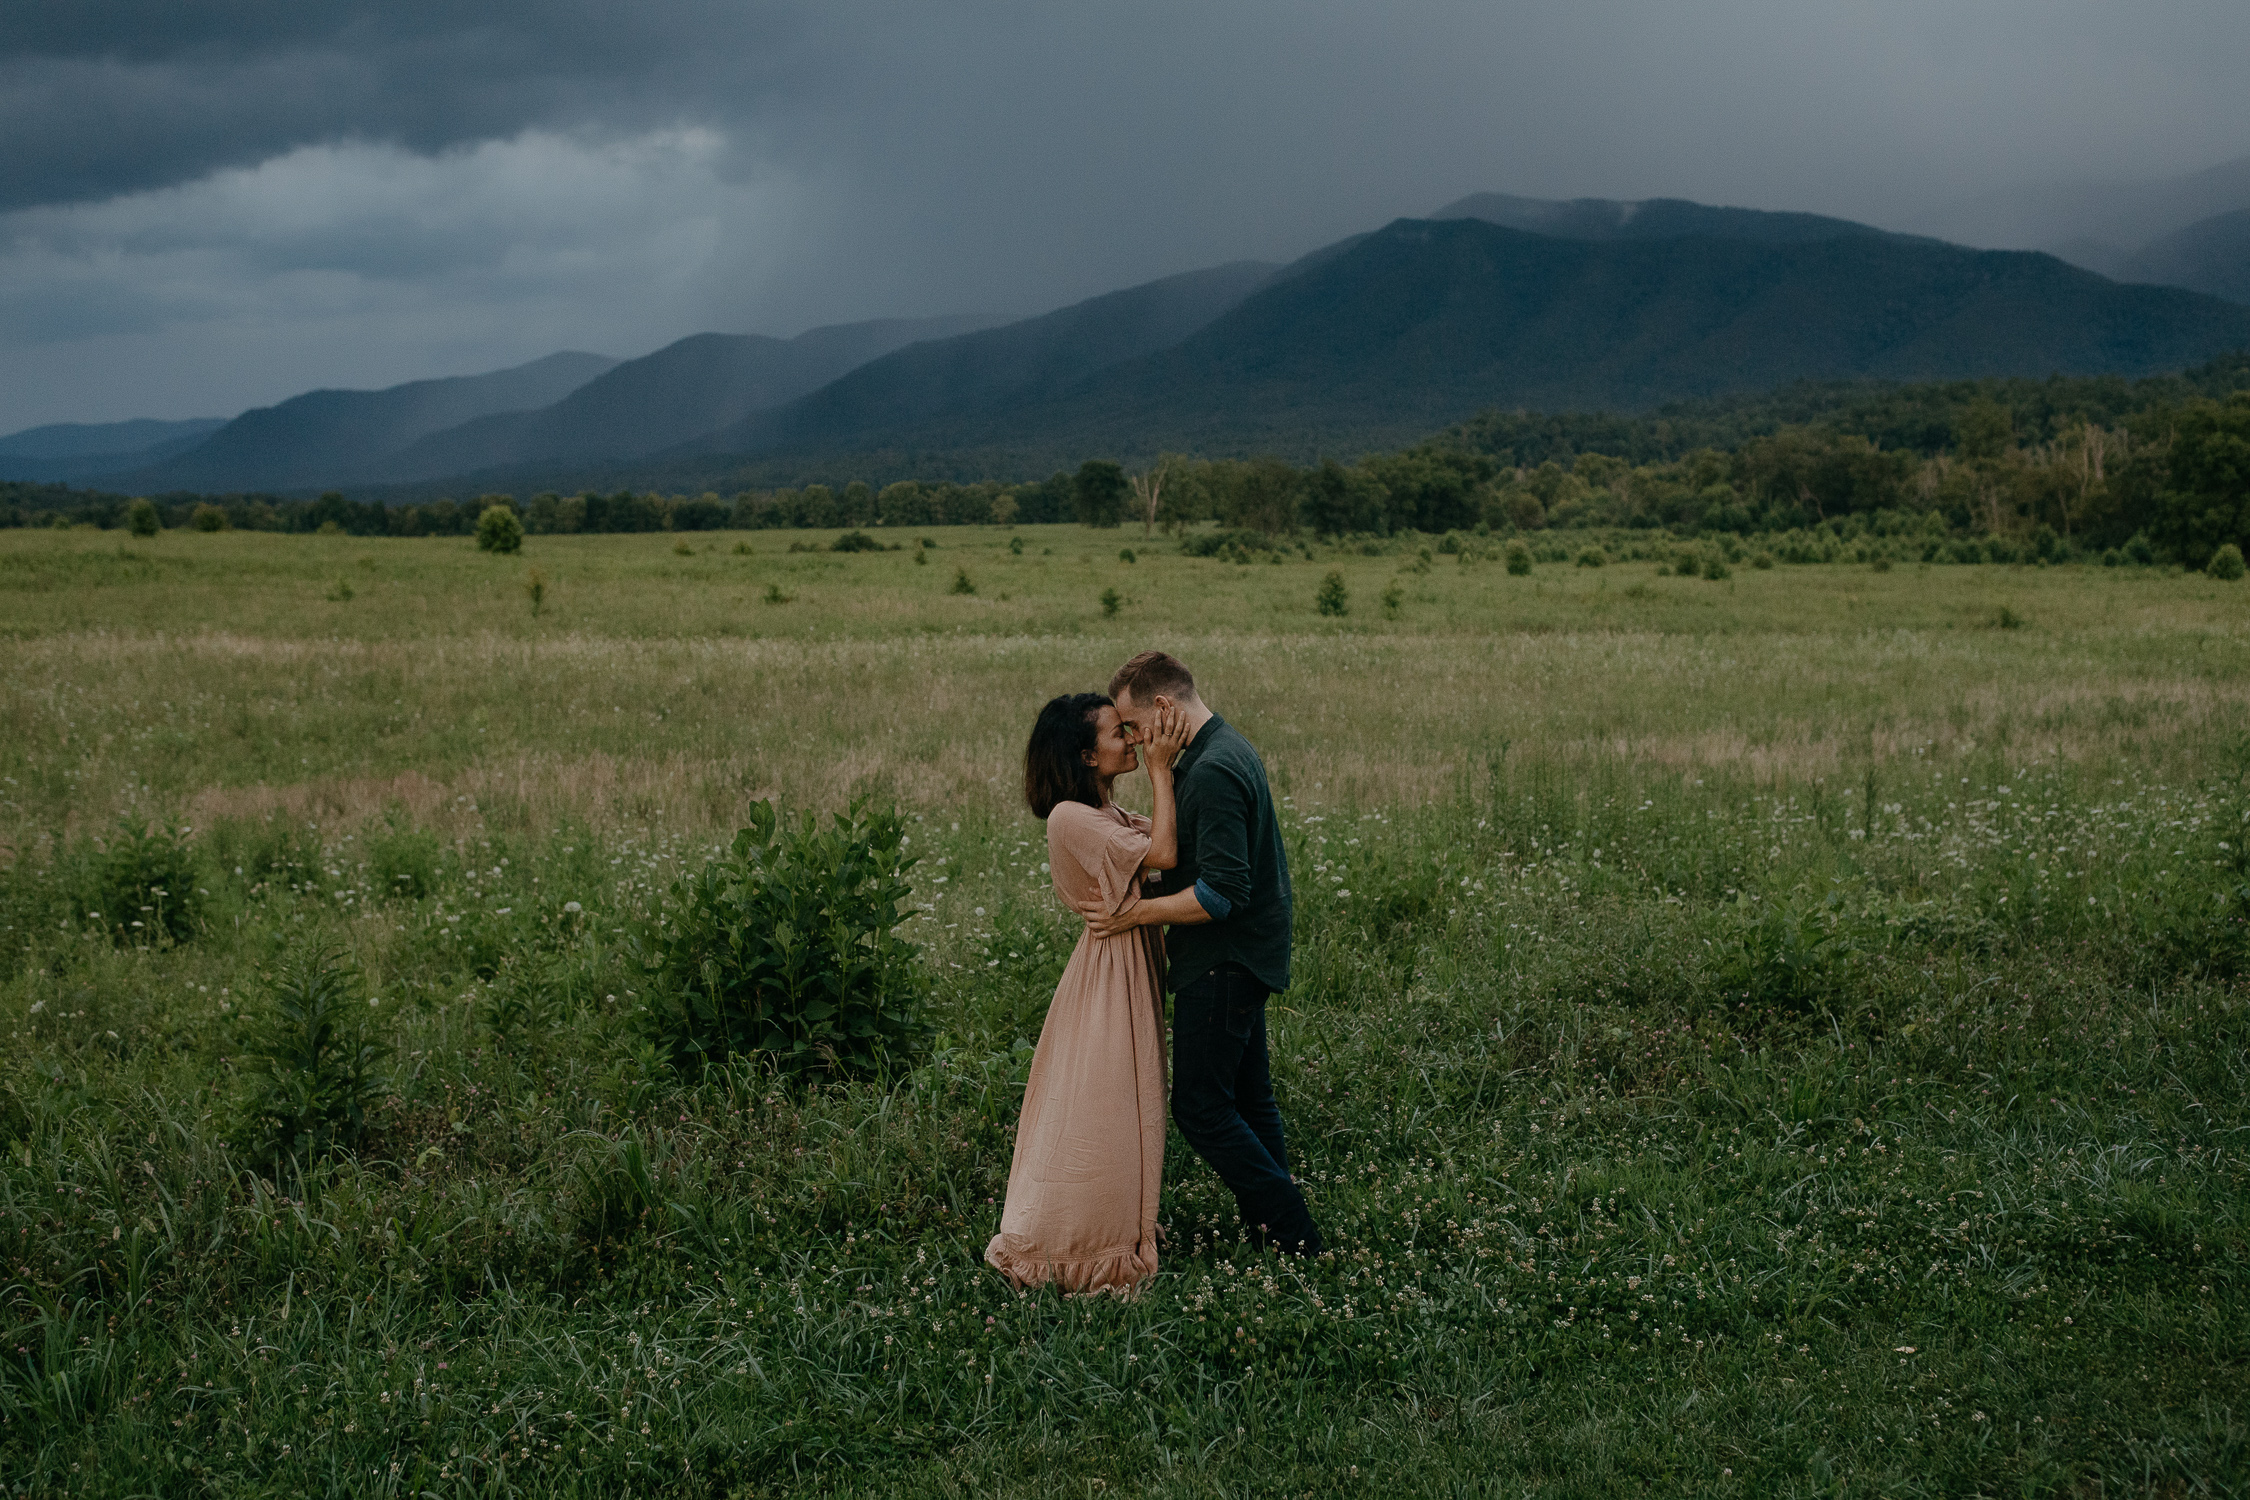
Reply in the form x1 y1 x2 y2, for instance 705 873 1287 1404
1155 715 1293 993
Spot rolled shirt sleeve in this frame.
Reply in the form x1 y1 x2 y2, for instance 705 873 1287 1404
1191 878 1233 919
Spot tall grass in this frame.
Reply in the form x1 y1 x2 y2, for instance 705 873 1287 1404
0 527 2244 1495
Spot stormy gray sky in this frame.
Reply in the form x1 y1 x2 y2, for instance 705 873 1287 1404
6 0 2248 432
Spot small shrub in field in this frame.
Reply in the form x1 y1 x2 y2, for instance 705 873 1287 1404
2209 543 2245 580
672 539 694 557
1101 587 1123 617
914 547 929 565
126 497 160 536
831 530 885 553
1316 570 1350 616
1752 550 1775 569
1380 582 1404 619
763 582 793 604
476 505 524 554
1575 546 1606 568
1504 541 1533 575
1673 552 1701 577
732 540 752 555
524 566 547 616
951 567 976 595
1409 549 1434 574
191 503 227 532
1009 535 1025 554
75 820 201 944
240 947 390 1169
1703 555 1732 581
2126 533 2156 565
1989 605 2026 630
642 797 927 1076
324 577 354 602
1119 548 1136 564
1870 554 1893 573
1711 897 1861 1014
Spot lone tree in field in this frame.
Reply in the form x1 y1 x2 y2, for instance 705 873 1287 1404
476 504 524 554
1316 569 1349 617
126 498 160 537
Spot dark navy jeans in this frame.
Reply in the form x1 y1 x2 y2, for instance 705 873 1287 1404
1171 962 1322 1254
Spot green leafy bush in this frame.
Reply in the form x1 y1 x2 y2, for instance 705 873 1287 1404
830 530 886 553
1504 541 1533 575
1100 587 1123 617
1380 582 1404 619
641 797 927 1076
191 503 227 532
1315 570 1349 616
1710 897 1861 1014
240 948 391 1168
476 505 524 554
2208 543 2245 580
126 498 160 537
1575 546 1607 568
951 567 976 595
75 820 201 945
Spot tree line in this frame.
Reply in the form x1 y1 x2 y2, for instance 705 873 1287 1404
7 353 2247 566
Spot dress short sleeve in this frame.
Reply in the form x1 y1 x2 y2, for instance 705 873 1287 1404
1050 803 1153 918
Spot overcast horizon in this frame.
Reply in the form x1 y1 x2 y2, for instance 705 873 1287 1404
6 1 2249 434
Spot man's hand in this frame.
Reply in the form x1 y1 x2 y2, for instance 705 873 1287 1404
1085 904 1144 941
1087 888 1214 941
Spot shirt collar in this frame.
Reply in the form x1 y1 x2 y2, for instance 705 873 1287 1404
1176 713 1225 774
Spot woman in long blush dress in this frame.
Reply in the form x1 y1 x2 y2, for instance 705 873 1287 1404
985 692 1189 1293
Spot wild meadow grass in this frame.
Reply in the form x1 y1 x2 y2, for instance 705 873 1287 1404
0 524 2246 1496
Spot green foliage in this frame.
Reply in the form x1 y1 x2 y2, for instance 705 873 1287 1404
1315 569 1349 616
950 566 976 595
2152 394 2250 564
1574 545 1607 568
1118 548 1136 564
2209 542 2245 580
124 498 159 537
1709 896 1861 1014
830 529 886 553
190 503 226 532
1379 581 1404 619
1099 586 1122 617
1504 540 1533 575
523 565 547 615
239 947 390 1168
1072 460 1128 528
72 820 201 945
640 797 927 1076
475 504 524 554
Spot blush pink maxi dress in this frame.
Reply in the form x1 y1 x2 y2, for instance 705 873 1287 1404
984 799 1169 1293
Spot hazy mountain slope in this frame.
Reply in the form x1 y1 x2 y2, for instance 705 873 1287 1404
690 262 1277 457
2122 208 2250 305
1906 154 2250 267
705 217 2250 470
0 417 226 482
378 314 999 480
1433 192 1908 245
118 352 618 492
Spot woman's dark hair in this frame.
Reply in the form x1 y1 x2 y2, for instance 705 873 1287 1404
1024 692 1110 819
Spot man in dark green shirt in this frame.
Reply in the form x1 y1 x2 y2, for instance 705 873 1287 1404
1092 651 1323 1255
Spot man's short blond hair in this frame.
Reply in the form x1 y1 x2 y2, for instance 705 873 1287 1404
1108 650 1197 704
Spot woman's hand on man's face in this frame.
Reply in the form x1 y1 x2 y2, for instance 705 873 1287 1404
1138 703 1191 771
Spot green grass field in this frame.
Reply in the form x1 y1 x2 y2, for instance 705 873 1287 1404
2 523 2247 1497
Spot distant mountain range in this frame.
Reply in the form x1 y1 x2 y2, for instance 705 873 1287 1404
14 184 2250 497
0 417 226 483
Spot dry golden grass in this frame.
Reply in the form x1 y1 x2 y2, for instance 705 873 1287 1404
4 524 2248 841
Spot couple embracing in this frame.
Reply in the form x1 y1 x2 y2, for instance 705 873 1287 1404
984 651 1323 1294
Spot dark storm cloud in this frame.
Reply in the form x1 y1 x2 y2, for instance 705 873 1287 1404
0 1 806 211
